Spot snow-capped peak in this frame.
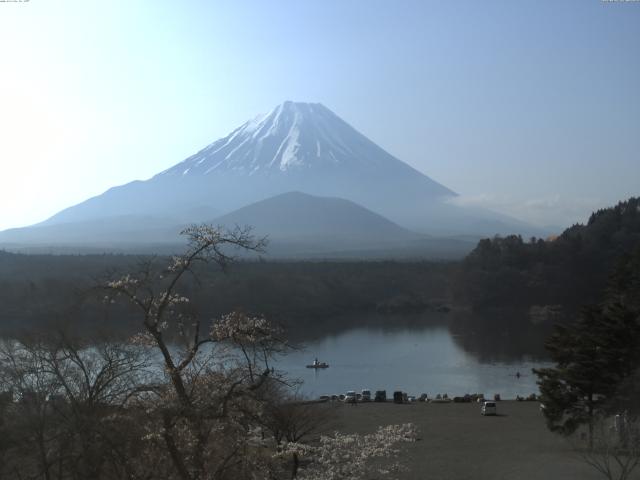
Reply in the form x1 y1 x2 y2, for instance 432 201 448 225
158 101 404 178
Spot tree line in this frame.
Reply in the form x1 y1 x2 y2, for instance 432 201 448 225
0 250 452 340
454 197 640 326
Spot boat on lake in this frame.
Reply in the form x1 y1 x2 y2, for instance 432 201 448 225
306 358 329 369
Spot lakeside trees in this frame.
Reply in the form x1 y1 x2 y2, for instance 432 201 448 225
0 225 418 480
455 197 640 325
0 331 151 479
573 414 640 480
0 251 453 339
533 303 640 441
534 246 640 478
0 330 417 480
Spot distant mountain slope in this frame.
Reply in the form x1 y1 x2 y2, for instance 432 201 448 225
0 191 476 258
0 192 416 248
212 191 417 243
0 215 181 247
33 101 535 237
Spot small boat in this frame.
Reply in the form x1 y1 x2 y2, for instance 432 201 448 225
306 358 329 369
306 362 329 369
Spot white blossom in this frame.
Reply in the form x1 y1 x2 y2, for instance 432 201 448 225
280 423 418 480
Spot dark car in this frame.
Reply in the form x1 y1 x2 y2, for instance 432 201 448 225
374 390 387 402
393 391 404 404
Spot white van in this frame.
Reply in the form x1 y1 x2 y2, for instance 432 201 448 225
481 401 497 416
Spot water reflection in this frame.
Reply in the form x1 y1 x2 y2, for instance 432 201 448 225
448 311 550 362
275 315 551 399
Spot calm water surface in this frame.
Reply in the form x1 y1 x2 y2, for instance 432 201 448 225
274 326 550 399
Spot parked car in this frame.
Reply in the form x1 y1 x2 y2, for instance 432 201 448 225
331 394 338 401
432 395 452 403
454 394 472 403
361 389 372 402
418 393 428 402
344 391 357 403
374 390 387 402
407 395 416 402
393 391 404 404
481 401 497 416
319 395 330 401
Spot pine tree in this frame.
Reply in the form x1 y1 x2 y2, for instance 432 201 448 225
534 248 640 445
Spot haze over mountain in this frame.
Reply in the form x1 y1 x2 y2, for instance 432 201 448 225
40 101 462 229
0 191 477 258
0 101 539 255
212 192 415 243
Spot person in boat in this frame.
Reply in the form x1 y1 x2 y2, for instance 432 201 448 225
314 358 319 366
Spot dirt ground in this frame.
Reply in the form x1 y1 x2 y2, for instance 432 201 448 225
327 400 604 480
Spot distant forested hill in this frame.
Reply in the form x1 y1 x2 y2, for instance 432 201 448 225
453 197 640 325
0 251 453 338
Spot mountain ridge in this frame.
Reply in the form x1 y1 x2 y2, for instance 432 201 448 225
0 191 477 258
210 191 418 242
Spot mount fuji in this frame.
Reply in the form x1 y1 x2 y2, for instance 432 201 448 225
1 101 537 254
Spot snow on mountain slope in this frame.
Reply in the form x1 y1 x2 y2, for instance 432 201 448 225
157 101 454 192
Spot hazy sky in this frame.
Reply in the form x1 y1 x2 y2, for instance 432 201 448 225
1 0 638 231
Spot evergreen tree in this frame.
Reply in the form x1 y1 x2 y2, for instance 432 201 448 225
534 248 640 444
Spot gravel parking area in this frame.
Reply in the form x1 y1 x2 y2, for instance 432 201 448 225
329 400 602 480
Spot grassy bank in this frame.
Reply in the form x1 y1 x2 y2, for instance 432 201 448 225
328 401 601 480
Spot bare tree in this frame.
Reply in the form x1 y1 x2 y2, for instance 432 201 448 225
572 413 640 480
0 337 61 480
0 331 150 480
260 392 337 479
263 395 335 446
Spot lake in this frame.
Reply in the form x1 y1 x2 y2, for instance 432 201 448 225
274 325 551 399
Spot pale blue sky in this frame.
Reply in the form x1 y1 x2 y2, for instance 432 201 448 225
0 0 638 230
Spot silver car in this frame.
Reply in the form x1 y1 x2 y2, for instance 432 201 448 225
481 401 497 416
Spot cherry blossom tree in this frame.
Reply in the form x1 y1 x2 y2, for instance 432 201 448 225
102 225 293 480
279 423 418 480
